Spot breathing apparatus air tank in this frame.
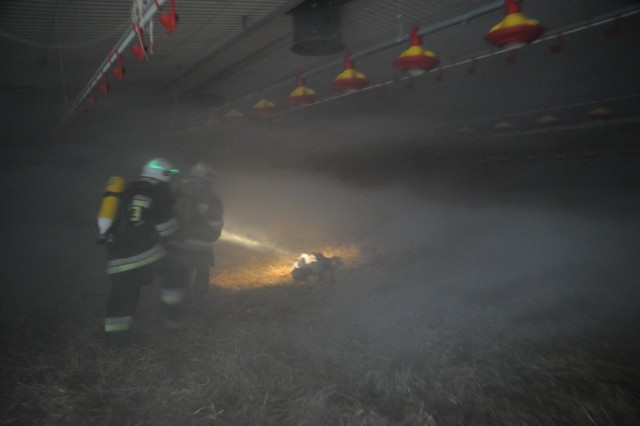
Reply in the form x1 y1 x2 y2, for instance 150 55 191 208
97 176 125 241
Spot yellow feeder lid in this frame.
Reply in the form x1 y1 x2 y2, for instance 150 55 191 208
225 107 244 124
589 106 613 120
494 120 514 131
252 90 277 115
538 115 559 125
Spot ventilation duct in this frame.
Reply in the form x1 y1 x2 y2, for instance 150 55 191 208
290 0 344 56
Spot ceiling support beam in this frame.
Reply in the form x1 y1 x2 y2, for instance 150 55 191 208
164 0 306 97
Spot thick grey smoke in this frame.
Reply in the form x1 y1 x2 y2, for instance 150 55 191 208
212 163 640 361
5 96 636 364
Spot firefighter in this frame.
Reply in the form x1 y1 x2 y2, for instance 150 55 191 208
172 162 224 299
102 158 183 347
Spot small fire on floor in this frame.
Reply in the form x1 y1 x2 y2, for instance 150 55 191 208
212 234 360 290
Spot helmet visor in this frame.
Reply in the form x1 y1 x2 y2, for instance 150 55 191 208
148 159 180 176
163 168 180 177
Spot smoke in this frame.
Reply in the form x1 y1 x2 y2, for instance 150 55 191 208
217 170 398 250
211 161 640 361
4 94 636 368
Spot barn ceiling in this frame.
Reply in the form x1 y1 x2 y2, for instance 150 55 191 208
1 0 639 152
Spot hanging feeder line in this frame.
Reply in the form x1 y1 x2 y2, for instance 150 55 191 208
192 0 507 122
268 4 640 118
441 4 640 70
131 0 155 59
60 0 168 125
419 92 640 136
448 93 640 131
462 115 640 142
195 3 640 124
158 0 179 33
399 93 640 148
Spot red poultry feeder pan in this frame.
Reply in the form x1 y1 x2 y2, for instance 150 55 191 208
131 44 145 61
485 0 544 49
289 90 317 105
159 13 177 33
98 74 110 95
159 0 178 33
252 91 277 116
112 66 125 81
393 25 439 76
98 84 110 95
225 107 244 125
333 76 369 92
289 75 317 105
252 100 276 116
589 107 613 120
333 51 369 92
111 53 125 81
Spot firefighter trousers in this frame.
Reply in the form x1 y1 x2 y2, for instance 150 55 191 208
104 258 186 345
169 248 214 299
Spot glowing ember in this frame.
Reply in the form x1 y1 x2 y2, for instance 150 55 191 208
291 252 343 284
293 253 318 268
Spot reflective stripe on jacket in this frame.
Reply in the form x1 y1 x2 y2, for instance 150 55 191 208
106 178 179 272
155 217 179 237
107 243 166 274
104 316 133 332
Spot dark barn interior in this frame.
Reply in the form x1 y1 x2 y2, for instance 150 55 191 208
1 0 640 424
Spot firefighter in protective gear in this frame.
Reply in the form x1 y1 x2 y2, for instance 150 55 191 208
102 158 183 347
172 162 224 298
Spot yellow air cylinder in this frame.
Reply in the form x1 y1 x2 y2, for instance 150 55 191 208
97 176 125 236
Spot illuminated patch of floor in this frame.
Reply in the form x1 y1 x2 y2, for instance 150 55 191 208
211 243 361 290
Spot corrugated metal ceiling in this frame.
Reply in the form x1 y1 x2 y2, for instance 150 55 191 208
1 0 638 133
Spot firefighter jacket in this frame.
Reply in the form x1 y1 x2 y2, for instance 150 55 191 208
173 179 224 254
106 177 179 274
